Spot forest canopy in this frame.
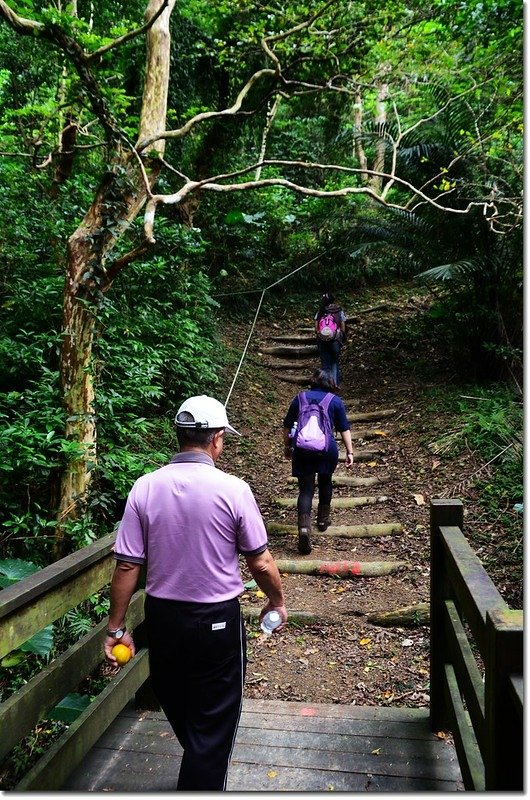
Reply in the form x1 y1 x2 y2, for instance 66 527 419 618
0 0 522 560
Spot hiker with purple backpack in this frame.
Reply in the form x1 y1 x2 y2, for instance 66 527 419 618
282 369 355 554
315 292 347 386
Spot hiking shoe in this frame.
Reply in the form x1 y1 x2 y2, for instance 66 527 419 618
297 513 312 555
297 528 312 555
317 503 331 532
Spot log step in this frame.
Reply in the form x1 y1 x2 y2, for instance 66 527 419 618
277 375 310 385
268 335 316 344
264 361 316 371
266 521 403 538
241 607 324 626
261 345 318 358
347 409 396 422
276 496 388 509
350 428 390 440
339 448 384 462
275 559 407 577
287 475 390 487
367 603 430 627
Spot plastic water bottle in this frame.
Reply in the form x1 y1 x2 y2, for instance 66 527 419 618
289 421 298 440
260 610 282 635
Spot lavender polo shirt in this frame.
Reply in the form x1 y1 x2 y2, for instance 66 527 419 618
114 452 269 603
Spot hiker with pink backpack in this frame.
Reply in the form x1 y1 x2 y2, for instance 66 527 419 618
315 292 347 386
282 369 355 554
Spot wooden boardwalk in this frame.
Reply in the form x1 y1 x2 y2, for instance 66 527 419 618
64 698 463 792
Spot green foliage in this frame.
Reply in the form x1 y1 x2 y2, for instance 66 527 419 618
46 693 92 723
0 559 55 667
428 386 523 505
0 0 522 561
1 719 68 790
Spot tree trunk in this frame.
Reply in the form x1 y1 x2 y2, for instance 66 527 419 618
371 81 389 194
55 0 176 556
353 90 369 182
255 94 281 181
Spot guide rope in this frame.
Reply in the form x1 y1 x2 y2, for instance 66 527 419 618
224 253 324 407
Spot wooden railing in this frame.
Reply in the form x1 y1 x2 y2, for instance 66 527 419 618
430 499 523 791
0 533 150 791
0 502 523 791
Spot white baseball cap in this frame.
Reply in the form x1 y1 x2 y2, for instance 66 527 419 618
175 395 241 436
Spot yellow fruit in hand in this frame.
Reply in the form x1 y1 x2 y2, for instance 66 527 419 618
111 644 132 666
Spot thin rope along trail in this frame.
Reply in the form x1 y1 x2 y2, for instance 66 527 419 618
223 253 325 407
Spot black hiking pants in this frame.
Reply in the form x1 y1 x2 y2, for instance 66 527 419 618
144 594 246 791
297 472 333 515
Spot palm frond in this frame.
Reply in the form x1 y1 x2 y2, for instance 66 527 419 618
416 259 480 282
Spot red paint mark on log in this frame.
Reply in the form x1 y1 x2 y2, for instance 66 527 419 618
300 707 316 716
318 561 362 576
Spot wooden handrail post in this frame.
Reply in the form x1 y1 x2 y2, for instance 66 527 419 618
484 609 523 790
429 499 464 731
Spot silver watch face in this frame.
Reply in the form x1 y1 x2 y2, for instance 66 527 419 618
114 628 125 639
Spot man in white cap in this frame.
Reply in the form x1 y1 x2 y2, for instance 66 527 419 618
104 395 287 791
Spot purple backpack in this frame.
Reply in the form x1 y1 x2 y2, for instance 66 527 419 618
294 392 334 453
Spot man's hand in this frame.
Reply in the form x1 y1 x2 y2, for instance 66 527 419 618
259 601 288 633
104 630 136 666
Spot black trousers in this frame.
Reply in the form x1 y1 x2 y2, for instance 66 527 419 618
297 472 333 515
144 594 247 791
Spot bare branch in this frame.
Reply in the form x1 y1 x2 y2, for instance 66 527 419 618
85 0 170 61
261 0 337 70
0 0 42 32
142 156 501 242
136 68 277 151
104 240 153 283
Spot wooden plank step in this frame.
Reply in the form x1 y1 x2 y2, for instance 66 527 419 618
266 522 403 538
276 496 388 509
63 701 462 792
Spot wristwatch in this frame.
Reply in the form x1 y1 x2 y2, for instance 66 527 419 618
106 626 126 639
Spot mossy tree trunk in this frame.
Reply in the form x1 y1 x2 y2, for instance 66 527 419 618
55 0 176 556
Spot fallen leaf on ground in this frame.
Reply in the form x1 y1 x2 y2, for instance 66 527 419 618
413 493 425 505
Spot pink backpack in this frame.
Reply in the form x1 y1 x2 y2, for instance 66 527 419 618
317 313 338 341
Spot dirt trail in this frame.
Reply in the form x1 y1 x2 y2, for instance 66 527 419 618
216 283 509 707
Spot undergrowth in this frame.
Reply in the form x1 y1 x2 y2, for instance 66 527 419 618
426 384 523 606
